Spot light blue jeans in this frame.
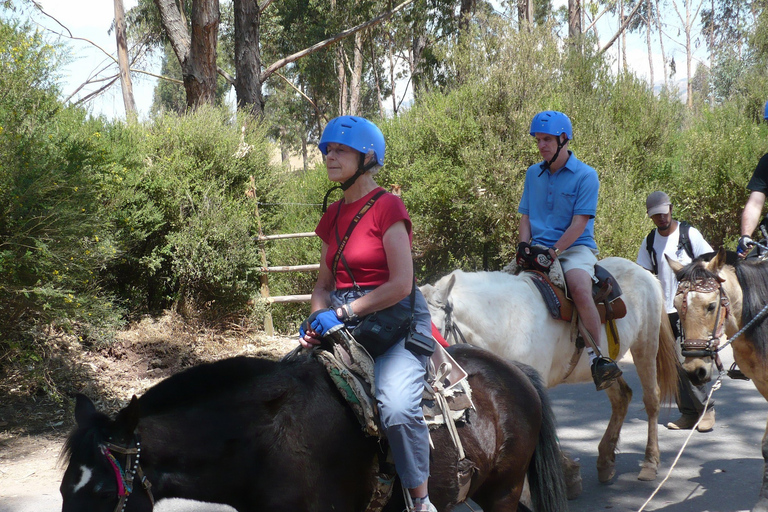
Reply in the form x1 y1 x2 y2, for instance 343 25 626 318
329 288 431 488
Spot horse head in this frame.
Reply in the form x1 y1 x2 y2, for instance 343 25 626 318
420 272 457 339
60 394 153 512
668 248 729 385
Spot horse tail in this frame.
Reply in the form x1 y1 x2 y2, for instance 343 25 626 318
656 305 680 405
512 361 569 512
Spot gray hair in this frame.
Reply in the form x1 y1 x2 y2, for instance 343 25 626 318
365 150 382 175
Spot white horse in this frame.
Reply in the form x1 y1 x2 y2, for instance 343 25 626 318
421 257 679 483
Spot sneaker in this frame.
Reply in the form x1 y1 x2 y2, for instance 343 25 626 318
591 356 622 391
410 498 437 512
666 414 698 430
696 408 715 432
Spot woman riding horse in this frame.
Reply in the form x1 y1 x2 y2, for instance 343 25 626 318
299 116 437 512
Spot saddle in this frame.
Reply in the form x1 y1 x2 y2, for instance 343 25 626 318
505 254 626 361
309 327 476 511
526 265 626 324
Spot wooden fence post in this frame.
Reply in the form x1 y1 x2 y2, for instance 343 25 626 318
250 176 275 336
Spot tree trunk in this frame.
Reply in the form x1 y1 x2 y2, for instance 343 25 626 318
234 0 265 115
646 0 654 87
114 0 137 118
347 30 365 116
654 0 667 87
153 0 219 108
188 0 219 107
568 0 581 40
518 0 533 28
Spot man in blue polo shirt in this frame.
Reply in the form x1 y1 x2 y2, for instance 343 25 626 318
517 110 622 390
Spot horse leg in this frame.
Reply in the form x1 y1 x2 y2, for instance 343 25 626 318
753 420 768 512
597 376 632 483
561 451 582 499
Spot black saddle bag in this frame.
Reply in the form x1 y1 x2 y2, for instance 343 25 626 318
352 305 412 358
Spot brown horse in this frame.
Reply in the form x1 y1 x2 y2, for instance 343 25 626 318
670 247 768 512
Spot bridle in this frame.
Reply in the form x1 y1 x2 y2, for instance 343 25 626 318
428 298 468 345
100 434 154 512
675 277 730 372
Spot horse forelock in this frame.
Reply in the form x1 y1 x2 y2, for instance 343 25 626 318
734 259 768 359
675 259 717 285
60 412 112 468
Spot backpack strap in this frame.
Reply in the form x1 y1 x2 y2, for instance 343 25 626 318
678 221 694 260
646 228 658 275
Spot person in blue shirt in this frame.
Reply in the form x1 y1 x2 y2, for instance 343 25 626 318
517 110 622 390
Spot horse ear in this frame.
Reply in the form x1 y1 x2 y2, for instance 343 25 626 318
665 254 684 273
74 393 98 427
115 395 141 438
706 247 727 273
436 273 457 303
124 395 141 432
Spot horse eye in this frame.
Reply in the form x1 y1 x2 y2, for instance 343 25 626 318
707 303 716 312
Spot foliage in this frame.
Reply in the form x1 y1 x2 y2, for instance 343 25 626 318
0 20 122 347
102 107 280 321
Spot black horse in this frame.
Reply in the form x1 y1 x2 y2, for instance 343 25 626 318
60 344 567 512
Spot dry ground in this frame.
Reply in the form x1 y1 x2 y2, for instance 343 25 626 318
0 312 297 504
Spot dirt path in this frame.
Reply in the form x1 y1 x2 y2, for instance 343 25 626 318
0 313 298 511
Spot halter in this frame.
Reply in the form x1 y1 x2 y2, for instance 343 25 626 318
101 434 154 512
675 277 730 371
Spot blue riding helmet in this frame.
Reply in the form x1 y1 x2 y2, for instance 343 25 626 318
318 116 386 166
529 111 573 140
764 100 768 120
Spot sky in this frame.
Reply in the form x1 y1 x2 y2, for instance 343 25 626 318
24 0 707 122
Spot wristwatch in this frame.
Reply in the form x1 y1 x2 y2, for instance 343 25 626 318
551 247 561 257
335 303 358 322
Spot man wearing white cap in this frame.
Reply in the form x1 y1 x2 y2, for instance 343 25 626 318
636 191 717 432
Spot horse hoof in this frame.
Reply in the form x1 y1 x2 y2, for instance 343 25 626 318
637 465 657 481
566 478 582 500
597 464 615 483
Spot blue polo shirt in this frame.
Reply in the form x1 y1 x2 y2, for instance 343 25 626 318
518 151 599 249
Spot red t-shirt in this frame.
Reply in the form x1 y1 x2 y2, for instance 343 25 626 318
316 187 412 289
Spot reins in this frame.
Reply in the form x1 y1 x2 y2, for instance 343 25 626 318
101 435 154 512
432 299 469 345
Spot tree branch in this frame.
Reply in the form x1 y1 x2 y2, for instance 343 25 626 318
273 71 327 123
260 0 415 82
598 0 644 54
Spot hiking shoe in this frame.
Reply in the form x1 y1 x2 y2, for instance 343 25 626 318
591 357 622 391
410 497 437 512
666 414 698 430
697 408 715 432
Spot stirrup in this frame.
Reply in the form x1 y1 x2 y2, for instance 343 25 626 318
727 362 750 381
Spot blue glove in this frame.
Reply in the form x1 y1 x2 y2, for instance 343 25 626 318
738 235 754 256
309 308 343 336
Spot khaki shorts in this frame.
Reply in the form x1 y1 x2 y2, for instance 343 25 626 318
559 244 598 278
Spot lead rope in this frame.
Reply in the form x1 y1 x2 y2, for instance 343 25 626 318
637 376 721 512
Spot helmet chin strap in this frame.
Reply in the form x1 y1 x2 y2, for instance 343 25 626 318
322 153 378 212
542 136 568 171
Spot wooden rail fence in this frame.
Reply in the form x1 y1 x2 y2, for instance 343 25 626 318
250 178 318 335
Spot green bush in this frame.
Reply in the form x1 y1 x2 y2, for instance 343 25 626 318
0 19 123 347
102 107 280 321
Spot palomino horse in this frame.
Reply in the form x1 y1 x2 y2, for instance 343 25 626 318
59 345 567 512
670 247 768 512
421 257 679 483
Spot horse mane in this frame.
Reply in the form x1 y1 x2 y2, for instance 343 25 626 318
60 355 305 467
734 258 768 358
137 356 281 416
